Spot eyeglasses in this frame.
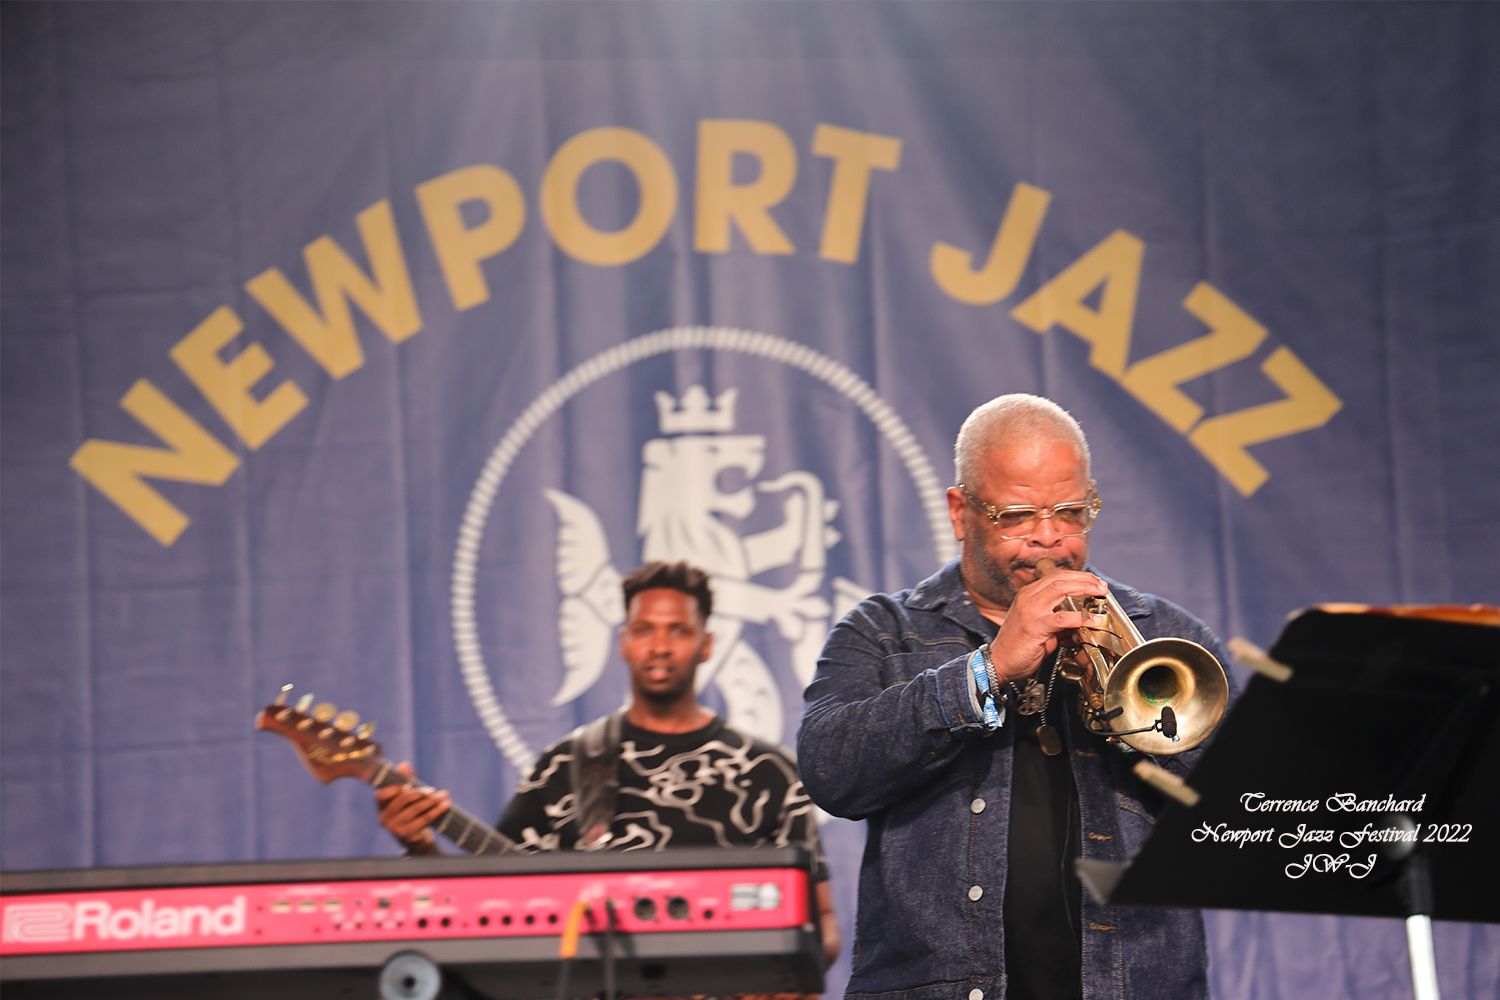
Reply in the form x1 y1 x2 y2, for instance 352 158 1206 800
957 482 1102 540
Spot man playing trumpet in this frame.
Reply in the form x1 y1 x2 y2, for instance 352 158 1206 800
798 394 1233 1000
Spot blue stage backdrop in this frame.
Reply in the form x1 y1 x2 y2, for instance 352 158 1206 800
2 2 1497 997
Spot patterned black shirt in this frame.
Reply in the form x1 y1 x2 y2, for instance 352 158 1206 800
496 715 828 880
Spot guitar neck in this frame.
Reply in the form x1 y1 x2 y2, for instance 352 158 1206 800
368 758 514 857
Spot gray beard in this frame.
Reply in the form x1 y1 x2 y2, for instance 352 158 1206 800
968 542 1078 608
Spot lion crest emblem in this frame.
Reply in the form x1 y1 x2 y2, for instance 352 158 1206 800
542 385 871 745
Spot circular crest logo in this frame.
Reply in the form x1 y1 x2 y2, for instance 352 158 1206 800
452 326 955 772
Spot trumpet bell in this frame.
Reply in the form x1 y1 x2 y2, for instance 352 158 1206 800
1101 637 1229 755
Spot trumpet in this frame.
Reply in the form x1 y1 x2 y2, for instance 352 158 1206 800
1035 557 1228 754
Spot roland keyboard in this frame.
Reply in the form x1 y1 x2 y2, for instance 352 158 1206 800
1 847 823 998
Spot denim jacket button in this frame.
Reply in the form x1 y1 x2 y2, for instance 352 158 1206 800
969 990 984 1000
968 884 983 901
970 797 986 814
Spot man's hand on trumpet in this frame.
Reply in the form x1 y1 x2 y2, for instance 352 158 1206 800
985 562 1109 685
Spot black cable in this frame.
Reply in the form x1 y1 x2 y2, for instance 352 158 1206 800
1084 708 1177 741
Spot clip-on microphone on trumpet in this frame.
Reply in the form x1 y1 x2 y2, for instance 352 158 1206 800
1087 705 1178 742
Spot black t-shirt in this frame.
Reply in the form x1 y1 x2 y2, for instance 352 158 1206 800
496 715 829 880
1003 660 1083 1000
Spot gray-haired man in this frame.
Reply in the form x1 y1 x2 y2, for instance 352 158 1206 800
799 394 1231 1000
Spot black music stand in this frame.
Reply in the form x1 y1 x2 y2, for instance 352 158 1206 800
1076 608 1499 1000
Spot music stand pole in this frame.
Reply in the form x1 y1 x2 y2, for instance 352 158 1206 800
1406 915 1439 1000
1402 855 1440 1000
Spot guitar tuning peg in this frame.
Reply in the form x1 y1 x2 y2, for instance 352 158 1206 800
333 710 360 731
295 693 314 713
274 684 293 706
355 721 376 739
313 703 337 724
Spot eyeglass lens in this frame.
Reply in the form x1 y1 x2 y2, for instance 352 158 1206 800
988 503 1094 537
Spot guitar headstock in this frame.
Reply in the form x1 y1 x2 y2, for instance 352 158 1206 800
255 685 385 784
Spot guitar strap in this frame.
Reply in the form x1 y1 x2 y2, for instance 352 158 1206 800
570 708 625 850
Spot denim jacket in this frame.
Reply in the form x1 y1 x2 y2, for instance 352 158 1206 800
797 558 1233 1000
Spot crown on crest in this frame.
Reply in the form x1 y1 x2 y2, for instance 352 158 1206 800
654 385 738 434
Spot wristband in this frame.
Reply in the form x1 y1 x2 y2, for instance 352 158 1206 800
980 642 1001 693
967 645 1005 727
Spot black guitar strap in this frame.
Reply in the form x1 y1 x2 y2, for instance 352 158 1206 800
570 709 625 850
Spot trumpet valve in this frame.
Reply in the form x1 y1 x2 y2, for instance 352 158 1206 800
1056 647 1087 682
